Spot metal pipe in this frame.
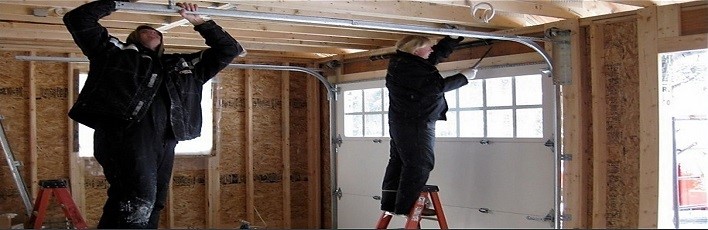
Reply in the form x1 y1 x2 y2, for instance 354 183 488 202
114 2 554 73
14 55 340 228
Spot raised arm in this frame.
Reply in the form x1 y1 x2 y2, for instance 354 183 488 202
178 2 244 81
427 36 464 65
63 0 126 59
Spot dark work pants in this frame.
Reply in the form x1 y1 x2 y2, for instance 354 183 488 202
381 121 436 215
93 110 176 229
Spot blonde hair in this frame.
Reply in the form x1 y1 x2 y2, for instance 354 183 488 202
396 35 433 54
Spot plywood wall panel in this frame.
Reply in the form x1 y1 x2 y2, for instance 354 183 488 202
0 50 30 224
253 182 284 228
172 164 206 229
288 72 310 228
214 67 247 227
250 66 285 226
599 20 640 228
34 52 69 181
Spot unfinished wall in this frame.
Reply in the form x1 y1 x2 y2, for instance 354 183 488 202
561 2 708 228
593 19 641 228
0 51 330 228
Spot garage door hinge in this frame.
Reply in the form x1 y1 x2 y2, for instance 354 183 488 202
560 154 572 161
334 134 343 147
334 187 343 200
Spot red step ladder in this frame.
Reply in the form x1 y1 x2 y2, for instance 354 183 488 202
27 180 87 229
375 185 448 229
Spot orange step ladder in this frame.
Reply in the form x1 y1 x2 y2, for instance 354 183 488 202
27 180 88 229
375 185 448 229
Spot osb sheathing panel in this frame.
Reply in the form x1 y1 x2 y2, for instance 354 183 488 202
251 66 285 227
599 21 640 228
0 51 30 223
289 72 310 228
214 67 247 227
32 52 71 226
34 52 69 181
320 85 332 229
83 163 108 228
172 157 207 228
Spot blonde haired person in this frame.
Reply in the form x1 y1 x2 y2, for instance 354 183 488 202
381 35 477 216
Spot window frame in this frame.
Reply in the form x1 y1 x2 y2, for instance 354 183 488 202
338 64 552 143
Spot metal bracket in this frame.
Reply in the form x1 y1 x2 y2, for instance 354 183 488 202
560 154 573 161
334 134 343 148
334 187 343 200
526 209 555 228
544 27 572 85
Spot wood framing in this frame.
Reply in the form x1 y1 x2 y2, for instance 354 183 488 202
281 67 292 228
637 5 660 228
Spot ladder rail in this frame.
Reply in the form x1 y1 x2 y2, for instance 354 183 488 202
28 180 88 229
375 185 448 229
0 115 33 217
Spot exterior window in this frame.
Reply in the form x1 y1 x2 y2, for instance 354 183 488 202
341 72 545 139
439 74 544 138
77 73 213 157
343 87 389 137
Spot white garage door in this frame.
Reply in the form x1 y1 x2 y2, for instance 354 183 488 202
335 64 557 228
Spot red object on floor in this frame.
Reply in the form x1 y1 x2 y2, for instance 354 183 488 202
27 180 87 229
375 185 448 229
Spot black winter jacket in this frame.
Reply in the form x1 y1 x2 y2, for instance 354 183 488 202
64 0 243 141
386 36 469 123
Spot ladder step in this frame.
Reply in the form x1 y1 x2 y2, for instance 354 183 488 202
375 185 448 229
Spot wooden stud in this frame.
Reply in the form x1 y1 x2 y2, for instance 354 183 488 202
66 53 86 215
589 23 608 228
307 64 322 228
637 6 660 228
207 78 221 228
28 50 38 198
281 64 292 228
546 18 586 229
245 63 255 223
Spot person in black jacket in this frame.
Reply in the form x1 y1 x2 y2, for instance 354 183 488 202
63 0 244 228
381 35 477 216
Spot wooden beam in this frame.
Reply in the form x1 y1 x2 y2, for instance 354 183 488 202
207 78 221 230
281 66 292 228
590 23 608 228
66 53 86 218
417 0 580 19
655 4 680 228
637 6 660 228
245 63 255 223
28 50 38 198
230 1 520 28
306 64 321 228
206 154 220 228
546 18 586 229
658 33 708 52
